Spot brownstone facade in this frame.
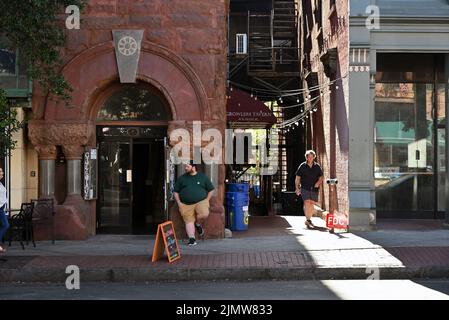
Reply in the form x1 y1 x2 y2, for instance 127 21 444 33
28 0 229 240
299 0 349 215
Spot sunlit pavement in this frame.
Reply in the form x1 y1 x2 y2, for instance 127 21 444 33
1 216 449 283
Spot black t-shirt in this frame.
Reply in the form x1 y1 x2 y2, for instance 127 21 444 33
295 161 323 190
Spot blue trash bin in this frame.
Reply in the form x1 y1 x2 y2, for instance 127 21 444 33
226 183 250 193
225 191 249 231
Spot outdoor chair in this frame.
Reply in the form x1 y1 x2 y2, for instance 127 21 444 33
31 198 56 244
5 205 29 250
21 202 36 247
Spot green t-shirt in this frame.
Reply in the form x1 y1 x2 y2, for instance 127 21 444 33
173 172 215 204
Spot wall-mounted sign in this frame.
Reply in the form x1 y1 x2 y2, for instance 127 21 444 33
408 139 427 168
83 149 98 200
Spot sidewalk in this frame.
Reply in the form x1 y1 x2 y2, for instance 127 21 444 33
1 216 448 283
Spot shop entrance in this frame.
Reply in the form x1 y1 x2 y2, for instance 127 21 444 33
96 126 167 234
94 82 172 234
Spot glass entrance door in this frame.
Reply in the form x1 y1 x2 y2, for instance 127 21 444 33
97 139 132 233
96 126 168 234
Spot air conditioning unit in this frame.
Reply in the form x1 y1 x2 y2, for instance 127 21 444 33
236 34 247 55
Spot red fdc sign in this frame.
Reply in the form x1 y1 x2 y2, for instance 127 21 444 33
326 211 348 229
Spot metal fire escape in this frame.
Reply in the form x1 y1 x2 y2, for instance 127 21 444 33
247 0 300 78
227 0 301 195
247 0 300 193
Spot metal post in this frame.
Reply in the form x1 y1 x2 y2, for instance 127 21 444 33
326 178 338 233
445 54 449 227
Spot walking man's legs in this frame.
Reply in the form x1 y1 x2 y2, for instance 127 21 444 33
304 200 314 220
194 199 209 237
179 203 198 245
185 222 195 239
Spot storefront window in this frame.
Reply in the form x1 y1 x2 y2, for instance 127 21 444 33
374 53 446 217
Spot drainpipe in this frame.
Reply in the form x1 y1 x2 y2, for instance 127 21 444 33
444 54 449 228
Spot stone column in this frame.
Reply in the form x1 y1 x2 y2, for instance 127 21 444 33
347 46 376 231
35 145 57 200
62 145 84 206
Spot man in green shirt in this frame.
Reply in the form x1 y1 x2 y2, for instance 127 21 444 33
173 161 215 246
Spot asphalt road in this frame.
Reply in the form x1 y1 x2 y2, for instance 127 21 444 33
0 279 448 300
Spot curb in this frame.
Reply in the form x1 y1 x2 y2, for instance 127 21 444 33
1 266 448 283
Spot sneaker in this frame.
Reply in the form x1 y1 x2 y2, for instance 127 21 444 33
195 224 204 237
305 219 314 229
187 238 197 246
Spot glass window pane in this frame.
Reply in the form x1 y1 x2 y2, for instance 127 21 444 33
97 85 169 121
0 38 15 76
374 83 434 213
437 84 446 212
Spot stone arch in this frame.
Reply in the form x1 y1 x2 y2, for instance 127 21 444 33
41 41 211 123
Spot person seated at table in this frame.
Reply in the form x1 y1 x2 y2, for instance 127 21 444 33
0 167 9 253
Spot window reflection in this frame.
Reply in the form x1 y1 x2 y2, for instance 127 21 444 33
374 83 437 213
97 85 169 121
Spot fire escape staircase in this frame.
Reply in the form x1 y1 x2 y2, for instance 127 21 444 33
247 0 300 77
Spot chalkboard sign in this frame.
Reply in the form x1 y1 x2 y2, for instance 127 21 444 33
152 221 181 263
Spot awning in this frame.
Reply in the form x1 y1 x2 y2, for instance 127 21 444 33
226 88 277 129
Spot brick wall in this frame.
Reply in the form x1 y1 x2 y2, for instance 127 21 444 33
33 0 229 121
299 0 349 214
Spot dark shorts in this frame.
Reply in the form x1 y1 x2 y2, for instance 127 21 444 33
301 188 318 202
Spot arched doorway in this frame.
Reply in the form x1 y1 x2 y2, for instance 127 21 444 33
95 82 172 234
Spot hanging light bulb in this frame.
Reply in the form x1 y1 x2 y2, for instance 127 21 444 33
295 122 299 126
279 97 283 103
250 92 253 98
297 98 300 103
308 94 311 99
302 120 305 125
336 85 339 90
313 107 318 112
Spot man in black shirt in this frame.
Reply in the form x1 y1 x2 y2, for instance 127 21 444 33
295 150 324 229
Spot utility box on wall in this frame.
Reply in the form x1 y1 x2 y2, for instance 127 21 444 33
83 149 98 200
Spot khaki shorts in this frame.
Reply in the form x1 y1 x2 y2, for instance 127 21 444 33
178 199 210 224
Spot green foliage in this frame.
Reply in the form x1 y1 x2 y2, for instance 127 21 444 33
0 0 87 103
0 90 23 157
0 1 87 154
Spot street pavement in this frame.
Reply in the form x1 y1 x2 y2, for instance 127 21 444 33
0 216 448 283
1 280 449 300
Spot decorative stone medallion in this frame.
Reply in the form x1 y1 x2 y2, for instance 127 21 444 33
112 30 144 83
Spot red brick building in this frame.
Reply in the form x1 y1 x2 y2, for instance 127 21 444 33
299 0 349 218
27 0 229 239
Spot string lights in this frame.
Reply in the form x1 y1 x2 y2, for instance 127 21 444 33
226 73 348 133
228 73 347 102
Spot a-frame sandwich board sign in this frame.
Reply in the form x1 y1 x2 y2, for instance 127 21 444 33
152 221 181 263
